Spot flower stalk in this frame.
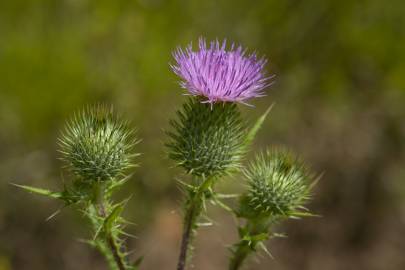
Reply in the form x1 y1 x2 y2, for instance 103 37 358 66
177 177 213 270
92 182 127 270
177 202 198 270
166 97 249 269
229 239 251 270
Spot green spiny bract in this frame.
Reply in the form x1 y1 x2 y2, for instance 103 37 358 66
166 97 246 178
59 105 137 182
238 149 313 220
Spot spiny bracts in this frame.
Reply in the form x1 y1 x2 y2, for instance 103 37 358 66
59 105 137 182
166 97 246 178
239 149 313 219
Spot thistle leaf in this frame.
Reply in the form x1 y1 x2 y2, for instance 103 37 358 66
258 242 273 258
12 184 63 200
45 208 63 221
104 204 124 233
242 233 269 243
215 193 240 199
107 174 133 195
243 104 274 149
289 211 320 218
271 232 287 239
92 223 104 241
210 194 233 212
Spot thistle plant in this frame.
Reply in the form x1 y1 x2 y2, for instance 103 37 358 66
14 38 318 270
15 105 141 270
168 38 273 270
229 149 316 270
167 97 248 270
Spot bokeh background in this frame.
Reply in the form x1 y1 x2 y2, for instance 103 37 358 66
1 0 405 269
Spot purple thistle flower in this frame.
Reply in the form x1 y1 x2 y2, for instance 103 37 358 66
171 38 273 105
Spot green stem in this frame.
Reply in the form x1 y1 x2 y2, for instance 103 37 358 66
228 219 271 270
93 182 127 270
177 177 213 270
106 234 126 270
229 242 251 270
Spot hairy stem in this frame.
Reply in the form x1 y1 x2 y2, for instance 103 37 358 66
177 177 212 270
177 196 200 270
93 182 127 270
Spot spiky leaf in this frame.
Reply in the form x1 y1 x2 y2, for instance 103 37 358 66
243 104 273 149
12 184 63 199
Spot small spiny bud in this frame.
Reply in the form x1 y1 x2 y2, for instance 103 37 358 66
59 105 137 182
239 149 313 219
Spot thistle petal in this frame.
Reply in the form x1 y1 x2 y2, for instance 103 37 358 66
171 38 273 105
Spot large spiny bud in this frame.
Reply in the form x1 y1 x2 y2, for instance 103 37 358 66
166 97 246 178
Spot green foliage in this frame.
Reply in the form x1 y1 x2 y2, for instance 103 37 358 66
59 105 138 182
239 149 313 219
166 97 246 178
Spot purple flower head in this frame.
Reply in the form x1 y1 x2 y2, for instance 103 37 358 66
171 38 273 105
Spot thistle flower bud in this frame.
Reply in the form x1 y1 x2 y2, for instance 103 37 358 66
59 105 137 182
166 97 246 178
239 149 313 219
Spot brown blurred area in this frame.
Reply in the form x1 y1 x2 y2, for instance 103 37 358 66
1 0 405 269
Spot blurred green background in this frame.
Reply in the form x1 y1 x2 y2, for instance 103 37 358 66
1 0 405 269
